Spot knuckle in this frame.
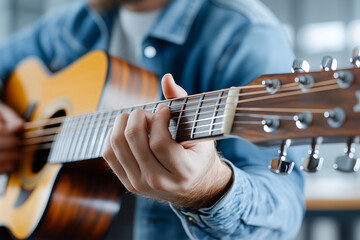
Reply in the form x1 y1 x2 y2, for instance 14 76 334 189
132 179 148 193
124 126 140 142
110 130 123 149
146 173 166 191
149 136 164 153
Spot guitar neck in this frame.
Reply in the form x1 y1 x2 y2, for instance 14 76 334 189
48 88 239 164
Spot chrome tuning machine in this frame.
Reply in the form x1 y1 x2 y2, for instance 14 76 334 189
301 138 324 172
294 111 312 130
334 137 360 172
321 56 337 71
262 79 281 94
350 47 360 68
270 139 295 175
324 108 346 128
291 59 310 73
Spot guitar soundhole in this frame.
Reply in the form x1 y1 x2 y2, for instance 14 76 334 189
32 110 66 173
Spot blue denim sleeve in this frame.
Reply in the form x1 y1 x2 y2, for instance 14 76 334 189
170 25 306 239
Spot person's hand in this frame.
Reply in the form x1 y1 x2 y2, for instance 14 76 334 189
0 102 24 174
103 74 233 209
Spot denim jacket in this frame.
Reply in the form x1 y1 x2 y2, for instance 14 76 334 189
0 0 305 239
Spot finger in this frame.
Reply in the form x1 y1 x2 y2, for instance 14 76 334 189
0 134 21 150
102 127 135 192
125 109 171 176
110 114 142 180
150 103 185 174
161 74 187 100
0 103 24 133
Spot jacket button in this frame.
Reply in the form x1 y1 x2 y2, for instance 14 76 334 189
187 216 197 224
144 46 157 58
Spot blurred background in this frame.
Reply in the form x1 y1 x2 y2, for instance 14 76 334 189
0 0 359 239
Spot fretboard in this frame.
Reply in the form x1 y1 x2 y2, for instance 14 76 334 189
48 88 239 164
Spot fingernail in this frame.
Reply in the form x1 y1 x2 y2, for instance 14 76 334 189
166 73 176 85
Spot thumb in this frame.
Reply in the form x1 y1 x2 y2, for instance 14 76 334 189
161 74 187 99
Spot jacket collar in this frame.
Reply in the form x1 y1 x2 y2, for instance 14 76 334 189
149 0 206 45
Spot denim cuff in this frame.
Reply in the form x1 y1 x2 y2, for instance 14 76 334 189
170 160 250 238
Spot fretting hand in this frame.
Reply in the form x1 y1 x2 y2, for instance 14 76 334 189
0 102 24 174
103 74 233 209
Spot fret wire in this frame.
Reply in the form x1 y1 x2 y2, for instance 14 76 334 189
98 110 117 157
67 115 86 162
209 91 224 136
167 100 175 139
58 118 74 162
89 112 106 159
191 94 205 139
95 111 112 158
49 119 66 163
174 97 188 140
60 117 78 162
152 102 159 113
79 111 98 160
73 114 91 161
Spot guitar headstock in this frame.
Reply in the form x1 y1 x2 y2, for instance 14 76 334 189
230 51 360 174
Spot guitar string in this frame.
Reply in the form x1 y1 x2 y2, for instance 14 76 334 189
19 118 284 153
21 108 327 154
21 78 330 138
21 107 330 148
23 79 337 130
22 79 339 139
20 83 339 146
23 108 308 141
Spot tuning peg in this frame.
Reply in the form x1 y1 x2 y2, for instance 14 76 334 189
262 118 280 133
334 137 360 172
294 75 314 91
333 70 354 89
291 59 310 73
270 139 295 174
324 107 346 128
321 56 337 71
350 47 360 68
262 78 281 94
294 111 312 130
301 138 324 172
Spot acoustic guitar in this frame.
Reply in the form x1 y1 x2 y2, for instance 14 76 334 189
0 50 359 239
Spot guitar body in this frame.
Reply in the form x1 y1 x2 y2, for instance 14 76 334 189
0 50 159 239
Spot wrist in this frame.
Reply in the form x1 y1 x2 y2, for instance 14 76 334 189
175 156 233 209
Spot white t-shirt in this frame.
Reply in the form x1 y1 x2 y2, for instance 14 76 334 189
109 8 162 66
